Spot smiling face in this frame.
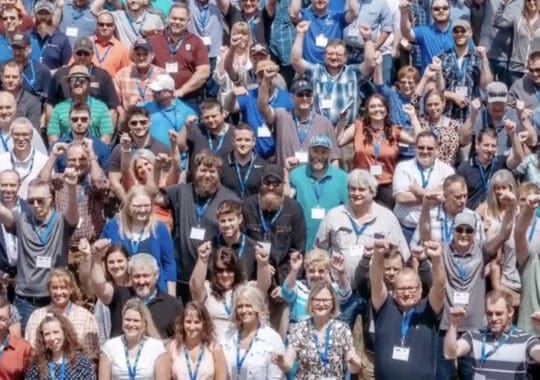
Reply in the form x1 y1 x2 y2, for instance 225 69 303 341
324 44 346 71
305 263 329 287
183 309 204 341
42 320 65 354
452 26 470 47
96 13 115 38
415 135 438 168
215 258 235 290
452 224 475 250
293 90 313 112
66 145 89 177
310 287 334 318
11 123 31 153
0 94 15 128
232 128 255 156
309 146 330 172
130 266 157 298
476 133 497 164
131 47 154 69
106 251 128 283
193 164 220 197
122 308 145 340
128 194 152 224
425 92 444 120
383 255 404 288
431 0 450 23
392 271 422 310
1 8 19 34
128 113 150 139
133 157 153 182
218 211 242 240
486 296 514 336
235 296 258 326
366 96 387 123
528 55 540 85
27 184 53 222
168 6 189 36
348 183 374 209
48 277 71 309
0 171 19 204
201 105 225 132
444 181 468 215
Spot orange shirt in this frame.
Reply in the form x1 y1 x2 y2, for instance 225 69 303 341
353 120 401 185
0 334 32 380
90 36 131 77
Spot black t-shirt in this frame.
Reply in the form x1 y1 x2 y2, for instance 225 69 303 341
224 6 273 46
106 137 170 173
220 152 267 199
187 124 235 175
214 233 258 280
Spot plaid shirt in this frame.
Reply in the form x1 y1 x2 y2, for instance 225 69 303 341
438 48 482 122
113 63 166 109
53 173 109 244
269 0 297 66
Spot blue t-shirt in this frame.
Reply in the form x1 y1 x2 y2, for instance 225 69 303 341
300 8 347 64
0 36 13 64
413 23 454 73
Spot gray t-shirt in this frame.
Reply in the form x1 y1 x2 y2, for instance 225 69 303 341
13 210 76 297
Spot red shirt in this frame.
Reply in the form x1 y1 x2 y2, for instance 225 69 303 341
0 334 32 380
147 30 209 98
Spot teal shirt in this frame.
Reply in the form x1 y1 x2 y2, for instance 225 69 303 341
289 164 348 251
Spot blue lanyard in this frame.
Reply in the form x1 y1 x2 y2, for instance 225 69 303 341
0 334 8 359
123 337 145 380
323 79 334 97
126 12 145 37
11 149 35 182
223 298 232 316
347 215 368 240
234 154 255 198
135 67 153 99
94 43 112 64
194 195 213 225
417 162 433 188
477 159 495 192
310 177 326 203
258 204 283 236
39 36 51 58
167 32 183 56
480 325 515 367
160 107 178 129
454 257 469 283
236 328 258 376
246 16 256 41
205 127 227 153
184 344 205 380
310 318 332 367
294 113 313 145
0 131 9 152
32 210 57 245
143 289 157 305
400 308 415 345
196 5 209 34
456 55 470 82
22 60 36 89
441 213 454 243
127 226 145 255
372 132 385 158
76 177 88 204
47 355 66 380
528 216 538 243
71 7 85 21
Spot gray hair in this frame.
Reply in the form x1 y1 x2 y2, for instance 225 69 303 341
347 169 378 196
128 253 159 277
10 117 34 136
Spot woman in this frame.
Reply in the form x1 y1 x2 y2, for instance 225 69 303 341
337 94 418 208
190 242 246 339
416 89 467 166
169 301 228 380
25 311 96 379
220 285 284 379
100 185 177 295
272 281 362 379
477 170 521 306
494 0 540 83
24 269 99 359
99 299 170 379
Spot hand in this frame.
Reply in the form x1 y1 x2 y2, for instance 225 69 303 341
51 142 68 157
363 241 374 258
373 239 389 256
231 85 247 96
218 46 228 60
155 153 171 168
399 0 411 13
519 131 530 143
120 133 131 151
229 33 243 49
452 93 469 108
255 245 271 265
63 167 79 186
270 286 283 301
503 119 517 135
476 46 487 60
374 51 383 66
92 238 111 259
184 115 198 130
168 130 179 149
81 138 94 156
255 243 271 259
358 24 371 42
531 311 540 328
423 191 444 206
197 241 212 262
402 104 416 118
285 156 300 171
271 352 286 368
78 238 91 256
449 306 467 326
263 68 277 85
471 98 482 112
346 351 362 371
424 64 438 79
516 100 532 119
296 21 309 34
526 194 540 209
410 245 427 261
498 190 517 208
288 250 303 272
424 240 442 258
331 252 346 274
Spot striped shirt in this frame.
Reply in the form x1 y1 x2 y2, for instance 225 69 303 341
462 326 539 380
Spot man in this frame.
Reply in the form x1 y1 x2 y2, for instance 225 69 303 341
147 3 210 111
220 123 267 199
0 295 31 379
393 131 455 243
0 92 46 155
90 10 130 77
218 0 276 46
370 239 445 379
457 124 524 210
107 106 169 202
114 38 167 115
291 21 374 126
288 0 359 64
29 0 72 70
242 164 306 282
315 169 410 281
50 102 110 173
288 134 348 251
142 74 196 148
47 65 113 145
1 61 41 130
155 150 238 302
400 0 454 73
258 75 340 168
58 0 99 47
1 173 78 328
509 51 540 109
0 118 48 199
438 20 492 122
444 290 540 378
91 247 182 338
0 5 21 63
47 36 120 122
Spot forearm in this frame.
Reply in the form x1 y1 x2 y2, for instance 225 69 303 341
479 59 493 89
109 175 127 203
167 282 176 297
373 32 390 51
223 49 239 83
520 118 538 146
176 66 211 97
290 34 306 74
284 269 299 290
373 62 384 86
400 12 413 41
65 185 79 225
88 157 104 182
256 263 272 293
443 324 460 359
419 203 432 242
395 191 422 205
100 135 112 144
38 155 57 182
189 259 208 301
487 208 515 254
460 110 478 146
288 0 302 21
90 259 108 294
430 256 445 290
507 132 525 168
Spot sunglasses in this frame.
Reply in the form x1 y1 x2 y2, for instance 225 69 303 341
2 16 17 21
452 28 467 34
28 197 49 206
129 119 148 126
417 145 435 151
215 267 233 274
432 6 449 11
70 116 89 123
69 77 88 85
98 22 114 27
262 177 282 187
487 91 507 98
75 50 91 56
529 67 540 74
295 91 312 98
454 226 474 234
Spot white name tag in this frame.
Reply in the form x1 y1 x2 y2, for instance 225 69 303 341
316 34 328 48
347 27 359 38
259 241 271 254
190 227 206 240
392 346 410 361
185 44 191 51
321 99 332 109
370 164 383 176
36 256 52 269
346 245 364 257
453 291 470 305
201 36 211 46
455 86 468 97
258 124 272 137
295 151 308 163
76 217 83 229
311 207 326 220
166 61 178 73
66 27 79 37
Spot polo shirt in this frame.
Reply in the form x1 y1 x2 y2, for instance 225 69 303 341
91 36 131 77
162 183 239 282
463 326 538 379
236 87 293 159
12 210 76 297
0 200 31 277
47 96 113 139
413 23 454 73
59 2 97 48
142 98 197 148
107 136 169 173
108 285 183 338
374 297 440 380
0 333 32 380
14 90 42 131
21 60 51 100
457 156 507 210
148 30 209 98
0 35 13 64
52 134 111 172
213 233 258 280
29 28 72 70
47 65 120 109
0 149 49 199
112 10 164 49
269 0 296 66
518 231 540 333
289 164 348 251
300 8 348 64
508 74 540 110
343 0 394 49
224 6 273 46
187 0 223 58
220 151 267 199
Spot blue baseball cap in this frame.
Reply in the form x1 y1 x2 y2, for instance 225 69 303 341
309 134 332 150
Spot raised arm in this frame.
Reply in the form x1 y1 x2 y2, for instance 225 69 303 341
62 167 79 226
257 70 277 127
90 239 114 305
486 191 517 255
369 240 390 312
288 0 302 24
516 100 539 147
514 194 538 268
505 119 525 169
476 47 493 90
425 241 446 314
223 33 243 84
217 0 230 15
344 0 360 24
443 306 471 359
460 98 481 147
77 238 93 296
290 21 310 76
189 241 211 303
83 139 106 183
38 143 67 182
418 192 442 242
399 0 415 42
255 244 274 293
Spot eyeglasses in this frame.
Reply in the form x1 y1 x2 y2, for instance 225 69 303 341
452 28 467 35
2 16 17 21
262 177 282 187
312 297 333 305
70 116 89 123
417 145 435 151
395 286 419 294
215 267 233 274
75 51 91 56
69 77 88 86
528 67 540 74
455 226 474 234
129 119 148 126
487 92 507 98
28 196 50 206
295 91 312 99
98 22 114 27
432 6 449 11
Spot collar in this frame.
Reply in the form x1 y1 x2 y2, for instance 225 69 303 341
11 149 34 164
306 164 332 181
93 35 116 47
227 151 256 166
344 203 376 224
449 241 474 257
130 63 154 79
430 22 451 33
157 98 178 112
218 233 243 249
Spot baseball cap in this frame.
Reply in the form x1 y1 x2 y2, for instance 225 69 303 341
67 65 91 78
73 37 93 53
453 212 476 230
148 74 175 92
309 134 332 150
291 78 313 95
486 82 508 104
133 38 153 52
34 0 55 13
250 43 269 56
10 33 30 48
452 19 471 31
262 165 284 182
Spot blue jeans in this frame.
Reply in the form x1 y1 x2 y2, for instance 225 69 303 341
489 59 511 88
14 295 43 332
400 223 416 245
436 332 474 380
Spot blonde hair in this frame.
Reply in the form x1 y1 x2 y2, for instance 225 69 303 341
304 249 330 270
306 281 340 317
486 169 517 217
118 186 157 239
122 299 161 340
231 285 269 326
129 149 156 184
47 268 82 305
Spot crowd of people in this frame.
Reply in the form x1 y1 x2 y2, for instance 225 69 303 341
0 0 540 379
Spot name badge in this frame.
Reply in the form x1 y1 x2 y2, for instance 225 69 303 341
346 245 364 257
294 151 308 163
370 164 383 176
347 27 359 38
66 27 79 37
453 291 470 305
90 82 100 88
316 34 328 48
311 207 326 220
455 86 468 97
321 99 332 109
258 241 271 254
185 44 191 51
201 36 211 46
190 227 206 240
76 217 83 229
258 124 272 137
392 346 410 361
36 256 52 269
166 62 179 74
